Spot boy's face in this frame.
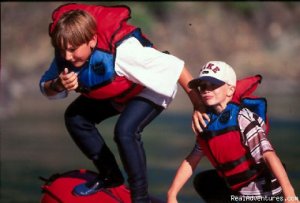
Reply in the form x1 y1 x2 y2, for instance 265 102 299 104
62 43 91 67
198 80 235 112
61 35 97 68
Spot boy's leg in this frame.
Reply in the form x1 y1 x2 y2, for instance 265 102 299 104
194 169 233 203
64 96 124 192
114 97 164 203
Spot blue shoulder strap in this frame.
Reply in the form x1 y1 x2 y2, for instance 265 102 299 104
205 103 240 132
241 98 267 123
77 49 115 90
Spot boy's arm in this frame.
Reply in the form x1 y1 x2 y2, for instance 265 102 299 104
43 68 78 96
40 59 79 100
178 66 209 133
40 59 67 99
167 151 202 203
263 151 298 203
43 77 65 96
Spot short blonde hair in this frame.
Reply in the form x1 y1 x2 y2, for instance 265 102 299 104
51 10 97 50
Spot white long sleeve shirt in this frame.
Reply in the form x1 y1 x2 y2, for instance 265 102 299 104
115 37 184 108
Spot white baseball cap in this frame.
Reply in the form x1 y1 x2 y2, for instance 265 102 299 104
188 61 237 88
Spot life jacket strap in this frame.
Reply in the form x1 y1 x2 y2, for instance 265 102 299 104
216 152 253 172
225 162 265 189
202 126 240 140
76 78 115 94
113 83 144 102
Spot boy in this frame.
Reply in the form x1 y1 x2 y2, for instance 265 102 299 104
167 61 298 203
39 3 205 203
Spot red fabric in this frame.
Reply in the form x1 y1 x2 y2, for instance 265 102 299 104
232 75 262 103
40 169 132 203
49 3 136 53
82 76 144 103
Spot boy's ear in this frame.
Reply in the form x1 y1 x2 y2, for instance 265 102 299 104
89 34 97 49
227 85 236 97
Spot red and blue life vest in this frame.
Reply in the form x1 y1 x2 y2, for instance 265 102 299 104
49 3 153 103
197 75 271 191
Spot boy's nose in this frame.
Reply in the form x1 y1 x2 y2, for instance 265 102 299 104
65 51 73 61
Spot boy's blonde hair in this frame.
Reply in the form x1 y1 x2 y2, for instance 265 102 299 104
51 10 97 50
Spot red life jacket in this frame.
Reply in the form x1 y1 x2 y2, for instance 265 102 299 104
49 3 151 103
49 3 137 53
81 76 145 103
197 75 269 191
232 74 269 134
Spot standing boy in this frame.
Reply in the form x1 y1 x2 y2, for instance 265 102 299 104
39 3 205 203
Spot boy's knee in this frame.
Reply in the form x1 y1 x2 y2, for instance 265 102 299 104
114 123 141 145
114 125 131 144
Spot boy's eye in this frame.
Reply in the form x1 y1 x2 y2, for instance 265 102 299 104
199 83 211 90
67 48 76 52
59 47 77 56
198 84 206 91
198 83 217 91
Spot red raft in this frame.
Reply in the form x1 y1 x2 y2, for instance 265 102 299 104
40 169 131 203
40 169 165 203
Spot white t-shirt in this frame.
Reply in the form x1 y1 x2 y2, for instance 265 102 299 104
115 37 185 108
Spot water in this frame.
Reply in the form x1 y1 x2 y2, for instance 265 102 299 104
1 110 300 203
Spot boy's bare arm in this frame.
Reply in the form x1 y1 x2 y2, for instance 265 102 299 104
263 151 298 203
178 66 209 133
168 153 202 203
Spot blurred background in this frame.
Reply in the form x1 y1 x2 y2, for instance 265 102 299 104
1 2 300 202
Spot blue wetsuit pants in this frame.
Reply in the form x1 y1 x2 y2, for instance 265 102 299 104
64 95 163 203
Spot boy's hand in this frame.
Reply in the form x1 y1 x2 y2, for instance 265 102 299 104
59 68 79 91
192 108 209 134
186 88 209 134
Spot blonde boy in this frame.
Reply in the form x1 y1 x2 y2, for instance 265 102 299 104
168 61 298 203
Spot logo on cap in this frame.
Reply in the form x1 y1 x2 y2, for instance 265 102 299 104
202 62 220 74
